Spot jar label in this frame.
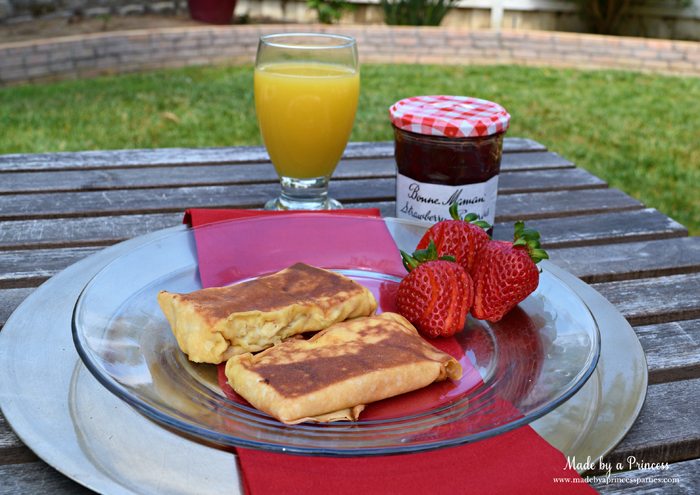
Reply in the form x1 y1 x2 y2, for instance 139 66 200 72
396 174 499 225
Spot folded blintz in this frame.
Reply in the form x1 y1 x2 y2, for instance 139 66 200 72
157 263 377 364
225 312 462 424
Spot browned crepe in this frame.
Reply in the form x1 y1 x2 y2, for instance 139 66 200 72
158 263 377 364
225 312 462 424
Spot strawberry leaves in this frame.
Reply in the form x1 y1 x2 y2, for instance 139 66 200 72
401 240 456 272
512 220 549 264
417 203 492 275
448 202 491 231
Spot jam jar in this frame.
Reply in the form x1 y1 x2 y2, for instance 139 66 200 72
389 95 510 226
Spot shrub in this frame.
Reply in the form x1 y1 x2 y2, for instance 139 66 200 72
381 0 458 26
571 0 693 35
307 0 353 24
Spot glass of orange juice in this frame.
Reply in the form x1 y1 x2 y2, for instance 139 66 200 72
255 33 360 210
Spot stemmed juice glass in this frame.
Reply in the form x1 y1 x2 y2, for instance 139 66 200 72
255 33 360 210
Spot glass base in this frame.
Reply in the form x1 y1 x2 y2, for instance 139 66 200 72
264 175 343 211
264 197 343 211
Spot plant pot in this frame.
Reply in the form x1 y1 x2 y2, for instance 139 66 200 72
188 0 237 25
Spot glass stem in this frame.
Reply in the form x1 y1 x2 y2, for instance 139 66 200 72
266 176 342 210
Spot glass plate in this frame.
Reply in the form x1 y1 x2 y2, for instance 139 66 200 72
72 216 599 456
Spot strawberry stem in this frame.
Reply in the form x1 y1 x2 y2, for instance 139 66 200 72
513 220 549 264
449 201 460 220
400 250 420 272
448 202 491 232
401 240 456 272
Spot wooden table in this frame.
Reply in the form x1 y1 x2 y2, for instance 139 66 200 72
1 139 698 494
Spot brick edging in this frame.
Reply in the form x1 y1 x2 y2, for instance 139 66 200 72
1 24 699 85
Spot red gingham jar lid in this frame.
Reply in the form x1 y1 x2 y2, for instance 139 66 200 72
389 95 511 138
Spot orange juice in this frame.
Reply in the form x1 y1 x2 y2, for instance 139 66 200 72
255 62 360 179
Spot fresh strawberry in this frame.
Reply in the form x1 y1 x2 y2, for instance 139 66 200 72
471 221 548 322
396 241 474 338
416 202 491 274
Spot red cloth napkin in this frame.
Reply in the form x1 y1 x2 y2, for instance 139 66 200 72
184 208 597 495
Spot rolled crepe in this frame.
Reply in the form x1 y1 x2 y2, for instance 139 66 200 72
158 263 377 364
225 312 462 424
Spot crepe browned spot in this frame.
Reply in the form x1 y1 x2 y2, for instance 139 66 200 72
225 312 462 424
158 263 377 364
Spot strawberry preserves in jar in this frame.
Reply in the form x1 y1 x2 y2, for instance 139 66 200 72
389 95 511 225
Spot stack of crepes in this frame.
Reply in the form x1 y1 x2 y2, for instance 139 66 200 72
179 208 598 495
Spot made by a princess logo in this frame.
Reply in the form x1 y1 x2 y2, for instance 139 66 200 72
554 456 680 487
566 455 670 475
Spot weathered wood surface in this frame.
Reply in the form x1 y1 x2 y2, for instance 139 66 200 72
0 139 546 172
0 189 643 251
0 190 640 285
0 152 574 194
591 458 700 494
0 213 183 250
0 463 94 495
550 237 700 283
636 319 700 384
593 273 700 326
495 188 642 222
600 378 700 470
0 247 100 288
0 413 35 465
0 168 605 220
0 287 33 328
492 209 688 249
5 209 698 294
0 139 697 494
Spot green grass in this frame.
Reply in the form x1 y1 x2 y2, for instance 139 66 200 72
1 64 698 235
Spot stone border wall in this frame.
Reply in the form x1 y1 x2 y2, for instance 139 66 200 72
1 24 699 85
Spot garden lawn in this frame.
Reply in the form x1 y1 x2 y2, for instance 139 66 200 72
1 64 698 234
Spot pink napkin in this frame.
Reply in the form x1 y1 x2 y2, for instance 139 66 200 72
184 208 597 495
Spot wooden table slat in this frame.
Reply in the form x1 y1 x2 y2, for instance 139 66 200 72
0 414 37 466
0 208 686 257
593 457 700 494
0 188 640 252
0 169 605 221
0 144 340 171
0 139 547 173
493 208 688 249
0 462 94 495
6 204 695 291
603 378 700 470
498 168 607 193
0 198 633 287
637 319 700 384
0 139 547 172
496 188 642 222
549 237 700 283
593 272 700 326
0 414 22 450
0 213 183 251
0 151 574 195
0 287 34 329
263 192 649 231
0 246 101 289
